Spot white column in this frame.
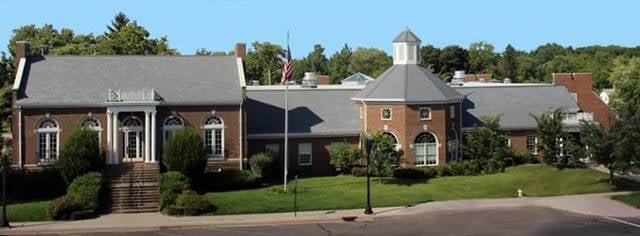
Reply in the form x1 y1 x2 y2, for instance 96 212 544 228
106 111 113 164
145 111 151 163
151 111 157 162
113 111 119 164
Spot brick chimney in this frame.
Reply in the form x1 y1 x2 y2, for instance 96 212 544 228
235 43 246 59
14 41 30 68
477 74 492 83
553 73 615 130
316 75 330 85
464 74 478 82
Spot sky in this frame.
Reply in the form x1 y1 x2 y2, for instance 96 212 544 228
1 0 639 58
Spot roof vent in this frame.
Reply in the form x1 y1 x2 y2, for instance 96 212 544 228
503 78 511 84
301 72 318 88
450 70 465 86
252 80 260 86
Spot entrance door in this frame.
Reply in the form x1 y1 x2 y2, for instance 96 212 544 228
124 130 143 160
121 116 144 162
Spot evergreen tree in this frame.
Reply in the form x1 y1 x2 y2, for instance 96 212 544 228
328 44 352 84
106 12 130 34
305 44 329 75
498 44 518 80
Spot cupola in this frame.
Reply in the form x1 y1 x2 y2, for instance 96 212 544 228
392 28 421 65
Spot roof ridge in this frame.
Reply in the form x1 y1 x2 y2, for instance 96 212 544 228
38 55 236 58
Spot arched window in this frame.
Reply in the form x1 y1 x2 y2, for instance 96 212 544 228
37 118 60 163
163 115 184 142
381 131 398 144
414 132 438 166
447 129 459 162
203 115 224 158
122 116 143 160
123 116 142 127
82 117 101 131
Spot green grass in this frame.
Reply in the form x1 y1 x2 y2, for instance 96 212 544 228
6 198 52 222
207 164 621 215
612 193 640 209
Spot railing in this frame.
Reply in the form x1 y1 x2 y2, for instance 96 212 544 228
563 112 594 125
107 88 158 103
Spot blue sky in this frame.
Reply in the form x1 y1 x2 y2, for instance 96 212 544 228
1 0 639 57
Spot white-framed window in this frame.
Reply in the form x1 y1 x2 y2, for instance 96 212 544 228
81 117 102 143
450 105 456 119
36 118 60 164
163 115 184 143
380 107 392 120
527 135 537 155
419 107 431 120
203 115 224 158
381 131 399 149
265 143 280 154
298 143 312 166
414 132 438 166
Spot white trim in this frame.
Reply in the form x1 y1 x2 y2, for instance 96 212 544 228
298 143 312 166
162 115 184 144
107 111 113 164
246 132 360 139
350 97 464 104
35 118 60 163
203 115 225 159
12 58 26 90
236 57 246 87
419 107 432 120
145 112 151 163
17 106 22 168
380 107 392 121
151 111 157 162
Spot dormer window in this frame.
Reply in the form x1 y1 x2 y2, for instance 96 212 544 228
381 108 392 120
419 107 431 120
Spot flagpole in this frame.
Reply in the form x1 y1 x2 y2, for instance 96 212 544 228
283 31 290 191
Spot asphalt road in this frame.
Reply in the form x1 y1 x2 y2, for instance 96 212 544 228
73 206 640 236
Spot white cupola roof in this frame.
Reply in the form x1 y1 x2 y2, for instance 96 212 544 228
392 28 421 65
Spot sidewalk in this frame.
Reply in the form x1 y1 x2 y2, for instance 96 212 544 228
2 192 639 235
591 165 640 183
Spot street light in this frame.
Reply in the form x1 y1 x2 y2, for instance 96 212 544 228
364 133 374 215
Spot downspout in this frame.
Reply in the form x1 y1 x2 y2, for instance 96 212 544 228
458 100 463 160
361 100 368 132
239 102 244 170
18 105 22 169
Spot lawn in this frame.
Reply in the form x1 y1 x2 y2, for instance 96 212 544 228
5 198 52 222
611 193 640 209
206 164 622 215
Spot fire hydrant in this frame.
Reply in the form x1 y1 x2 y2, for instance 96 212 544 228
517 189 524 197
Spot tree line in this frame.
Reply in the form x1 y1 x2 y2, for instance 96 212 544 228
2 12 640 126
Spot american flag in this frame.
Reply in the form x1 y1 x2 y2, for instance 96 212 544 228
281 43 293 84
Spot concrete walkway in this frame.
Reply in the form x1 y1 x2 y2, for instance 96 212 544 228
591 165 640 183
2 192 639 235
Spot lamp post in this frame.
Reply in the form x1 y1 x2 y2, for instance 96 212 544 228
364 133 374 215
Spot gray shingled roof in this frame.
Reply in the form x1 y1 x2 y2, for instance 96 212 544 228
352 64 464 103
393 29 422 43
246 88 361 137
16 55 243 107
455 85 580 130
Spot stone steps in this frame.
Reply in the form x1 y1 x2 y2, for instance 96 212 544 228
104 163 160 213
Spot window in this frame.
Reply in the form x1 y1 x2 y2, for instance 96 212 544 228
414 132 438 166
380 108 392 120
265 143 280 154
527 135 537 155
298 143 312 166
163 115 184 143
419 107 431 120
36 118 60 163
447 129 459 162
81 117 102 143
204 115 224 158
450 105 456 119
407 45 415 61
381 132 399 145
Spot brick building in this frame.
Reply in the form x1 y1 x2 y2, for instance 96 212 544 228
11 29 614 176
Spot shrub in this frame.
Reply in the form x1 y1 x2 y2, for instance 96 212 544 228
58 126 102 185
196 170 262 192
249 153 274 178
66 172 103 211
329 144 360 174
159 172 191 210
393 168 428 179
351 166 368 177
417 166 438 178
169 190 211 216
48 195 82 220
163 126 207 179
8 169 66 199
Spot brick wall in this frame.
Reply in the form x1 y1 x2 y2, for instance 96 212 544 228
553 73 616 130
247 136 359 176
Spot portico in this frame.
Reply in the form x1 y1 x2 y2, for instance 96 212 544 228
105 88 160 165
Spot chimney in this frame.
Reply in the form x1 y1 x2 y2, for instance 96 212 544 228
234 42 246 59
316 75 330 85
14 41 30 69
553 73 615 130
464 74 478 82
477 74 492 83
